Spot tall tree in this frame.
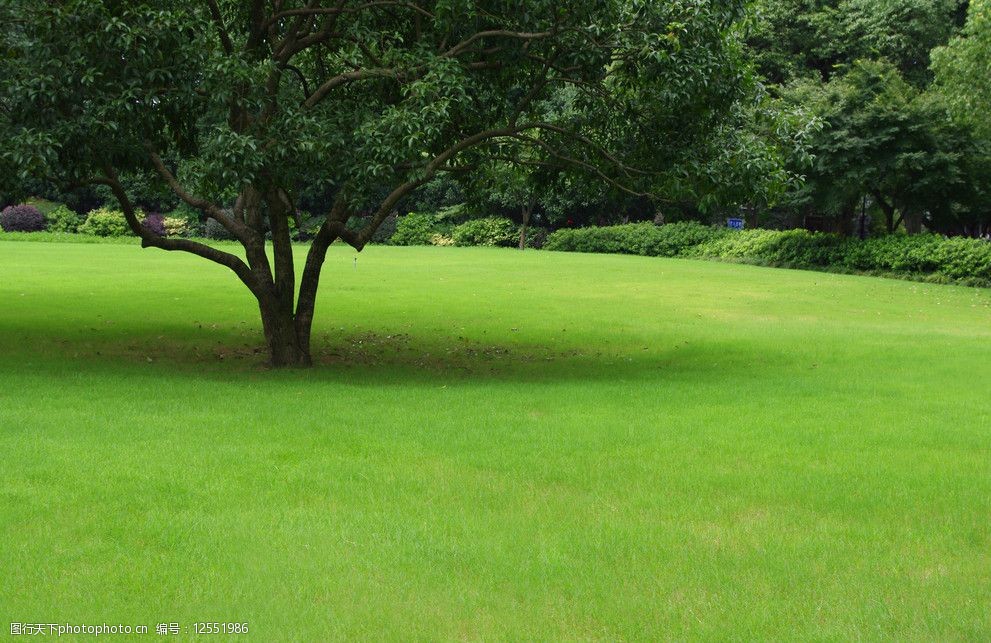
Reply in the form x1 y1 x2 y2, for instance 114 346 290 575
1 0 754 367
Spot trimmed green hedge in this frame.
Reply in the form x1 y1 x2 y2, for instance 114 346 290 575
452 217 516 247
545 223 991 286
544 222 729 257
688 229 848 267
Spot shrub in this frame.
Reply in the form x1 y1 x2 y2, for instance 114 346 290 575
451 216 517 247
689 229 846 266
429 233 455 246
390 212 440 245
141 212 166 236
522 226 550 249
79 207 131 237
161 205 203 237
0 204 47 232
45 205 81 233
840 234 943 273
929 237 991 281
22 197 64 217
545 222 727 256
163 216 195 237
204 217 235 240
546 222 991 285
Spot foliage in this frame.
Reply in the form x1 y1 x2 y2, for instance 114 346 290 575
545 222 729 256
141 213 167 237
748 0 966 86
523 226 550 250
694 229 991 283
0 0 771 365
46 205 81 233
451 217 517 247
78 207 130 237
932 0 991 137
689 228 848 266
841 233 945 272
163 216 194 238
204 217 235 241
429 233 455 247
779 60 990 234
0 204 46 232
546 222 991 284
390 213 442 246
22 197 64 217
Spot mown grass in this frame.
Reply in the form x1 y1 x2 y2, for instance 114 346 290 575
1 241 989 640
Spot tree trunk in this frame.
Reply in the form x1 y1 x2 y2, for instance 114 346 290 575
873 193 896 233
259 301 311 367
903 209 923 235
518 198 534 250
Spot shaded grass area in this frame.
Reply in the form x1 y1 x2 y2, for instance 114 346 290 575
1 241 990 639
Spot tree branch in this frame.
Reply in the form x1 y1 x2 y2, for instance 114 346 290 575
204 0 234 54
94 167 262 298
145 148 257 244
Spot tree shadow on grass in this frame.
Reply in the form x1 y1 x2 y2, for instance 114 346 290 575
0 320 787 387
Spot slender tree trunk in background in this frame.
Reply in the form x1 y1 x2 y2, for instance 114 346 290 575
518 197 534 250
837 203 855 236
903 209 923 234
874 193 896 233
745 203 758 230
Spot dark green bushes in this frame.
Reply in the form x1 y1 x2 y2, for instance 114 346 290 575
545 223 991 285
545 222 729 256
689 229 848 266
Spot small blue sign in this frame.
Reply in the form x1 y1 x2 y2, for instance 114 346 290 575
727 218 745 230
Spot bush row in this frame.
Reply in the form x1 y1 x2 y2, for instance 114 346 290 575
0 201 309 241
2 201 548 249
389 212 546 248
545 223 991 285
0 202 205 238
544 222 728 256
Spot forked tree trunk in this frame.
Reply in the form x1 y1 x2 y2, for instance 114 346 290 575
259 302 312 367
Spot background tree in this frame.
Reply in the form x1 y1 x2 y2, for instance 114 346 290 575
1 0 756 367
748 0 967 86
932 0 991 137
780 60 988 234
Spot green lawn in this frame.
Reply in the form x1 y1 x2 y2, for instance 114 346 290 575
1 241 989 640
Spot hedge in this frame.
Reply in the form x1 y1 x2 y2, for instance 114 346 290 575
545 223 991 286
544 222 729 257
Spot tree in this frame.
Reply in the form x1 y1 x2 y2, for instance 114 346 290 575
932 0 991 137
781 60 989 234
748 0 967 87
1 0 754 367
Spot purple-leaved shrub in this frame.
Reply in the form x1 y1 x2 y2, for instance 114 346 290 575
0 204 47 232
142 212 166 236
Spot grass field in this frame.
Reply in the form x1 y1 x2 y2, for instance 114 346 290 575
1 240 989 640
